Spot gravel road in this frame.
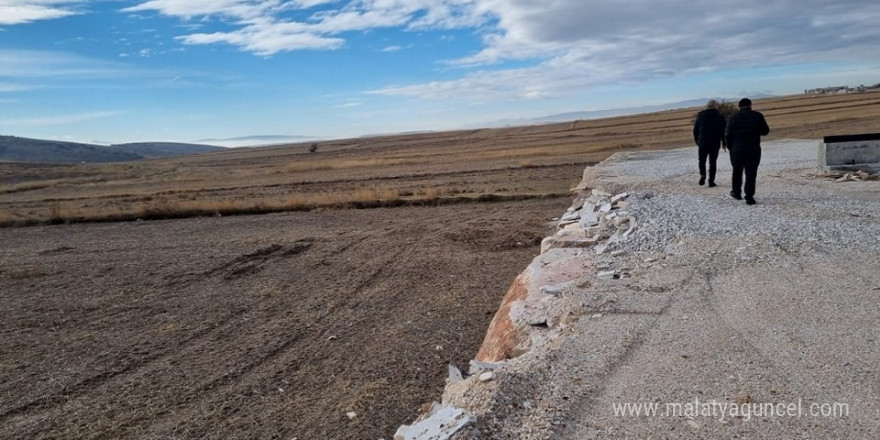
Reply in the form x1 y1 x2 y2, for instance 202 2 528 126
446 140 879 439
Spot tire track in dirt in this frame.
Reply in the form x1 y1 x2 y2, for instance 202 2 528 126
0 242 317 424
1 198 566 440
123 227 422 438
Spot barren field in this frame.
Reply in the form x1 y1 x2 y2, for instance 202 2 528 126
0 198 566 439
2 92 879 226
1 92 880 439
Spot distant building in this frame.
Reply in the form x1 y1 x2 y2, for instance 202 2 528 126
805 83 880 95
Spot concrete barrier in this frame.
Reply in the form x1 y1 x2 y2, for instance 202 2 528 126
819 133 880 172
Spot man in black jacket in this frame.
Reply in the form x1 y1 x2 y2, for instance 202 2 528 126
692 99 726 186
725 98 770 205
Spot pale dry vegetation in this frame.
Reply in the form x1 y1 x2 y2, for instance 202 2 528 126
2 91 879 226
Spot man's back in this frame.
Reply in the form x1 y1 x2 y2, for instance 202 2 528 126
725 108 770 151
693 108 726 148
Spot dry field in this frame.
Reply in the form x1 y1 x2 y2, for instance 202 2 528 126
2 92 879 227
1 92 880 439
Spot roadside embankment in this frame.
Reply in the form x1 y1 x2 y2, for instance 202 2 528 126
396 140 880 439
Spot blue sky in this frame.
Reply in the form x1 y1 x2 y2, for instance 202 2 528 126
1 1 879 146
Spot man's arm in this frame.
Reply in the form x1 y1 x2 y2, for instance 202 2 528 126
724 115 733 148
759 114 770 136
693 114 701 144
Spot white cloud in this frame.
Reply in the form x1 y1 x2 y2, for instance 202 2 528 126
0 1 81 25
381 45 402 52
373 0 880 100
122 0 880 100
125 0 489 54
0 82 32 92
0 49 237 91
0 110 124 126
0 49 133 78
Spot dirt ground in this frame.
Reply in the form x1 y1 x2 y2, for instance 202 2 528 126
0 196 567 439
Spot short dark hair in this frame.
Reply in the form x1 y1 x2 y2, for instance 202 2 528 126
738 98 752 108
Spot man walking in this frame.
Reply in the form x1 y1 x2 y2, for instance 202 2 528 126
692 99 727 186
725 98 770 205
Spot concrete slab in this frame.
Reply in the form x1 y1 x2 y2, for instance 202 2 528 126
819 132 880 172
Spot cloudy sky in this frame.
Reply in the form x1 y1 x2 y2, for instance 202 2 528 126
1 0 879 145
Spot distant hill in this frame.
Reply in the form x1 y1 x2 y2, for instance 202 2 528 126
0 136 144 163
0 136 224 163
111 142 224 159
474 95 776 128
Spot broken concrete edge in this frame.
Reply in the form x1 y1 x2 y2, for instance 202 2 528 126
476 160 634 363
392 153 636 439
394 405 474 440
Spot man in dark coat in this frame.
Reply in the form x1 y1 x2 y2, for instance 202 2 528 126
692 99 726 186
725 98 770 205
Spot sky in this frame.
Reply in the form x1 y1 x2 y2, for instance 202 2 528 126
1 0 880 146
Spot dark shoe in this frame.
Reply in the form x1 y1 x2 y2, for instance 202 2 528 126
699 177 705 186
708 182 717 187
730 191 742 200
745 197 757 205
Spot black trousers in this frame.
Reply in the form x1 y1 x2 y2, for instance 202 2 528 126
698 146 720 183
730 148 761 198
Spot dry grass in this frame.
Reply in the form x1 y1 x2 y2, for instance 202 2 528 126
0 179 64 194
285 157 424 172
0 185 564 226
3 91 880 227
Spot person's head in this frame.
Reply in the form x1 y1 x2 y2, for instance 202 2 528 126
706 99 719 109
738 98 752 109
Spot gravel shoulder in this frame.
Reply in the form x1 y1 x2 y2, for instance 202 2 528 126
444 140 880 439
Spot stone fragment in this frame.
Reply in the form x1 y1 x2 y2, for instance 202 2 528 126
599 203 613 213
592 188 611 197
561 211 580 222
394 407 474 440
610 192 629 204
622 217 637 237
611 250 626 257
595 244 608 255
540 285 562 296
580 210 599 227
597 270 616 279
347 412 358 419
557 219 578 228
478 371 496 382
540 237 556 254
447 364 463 384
